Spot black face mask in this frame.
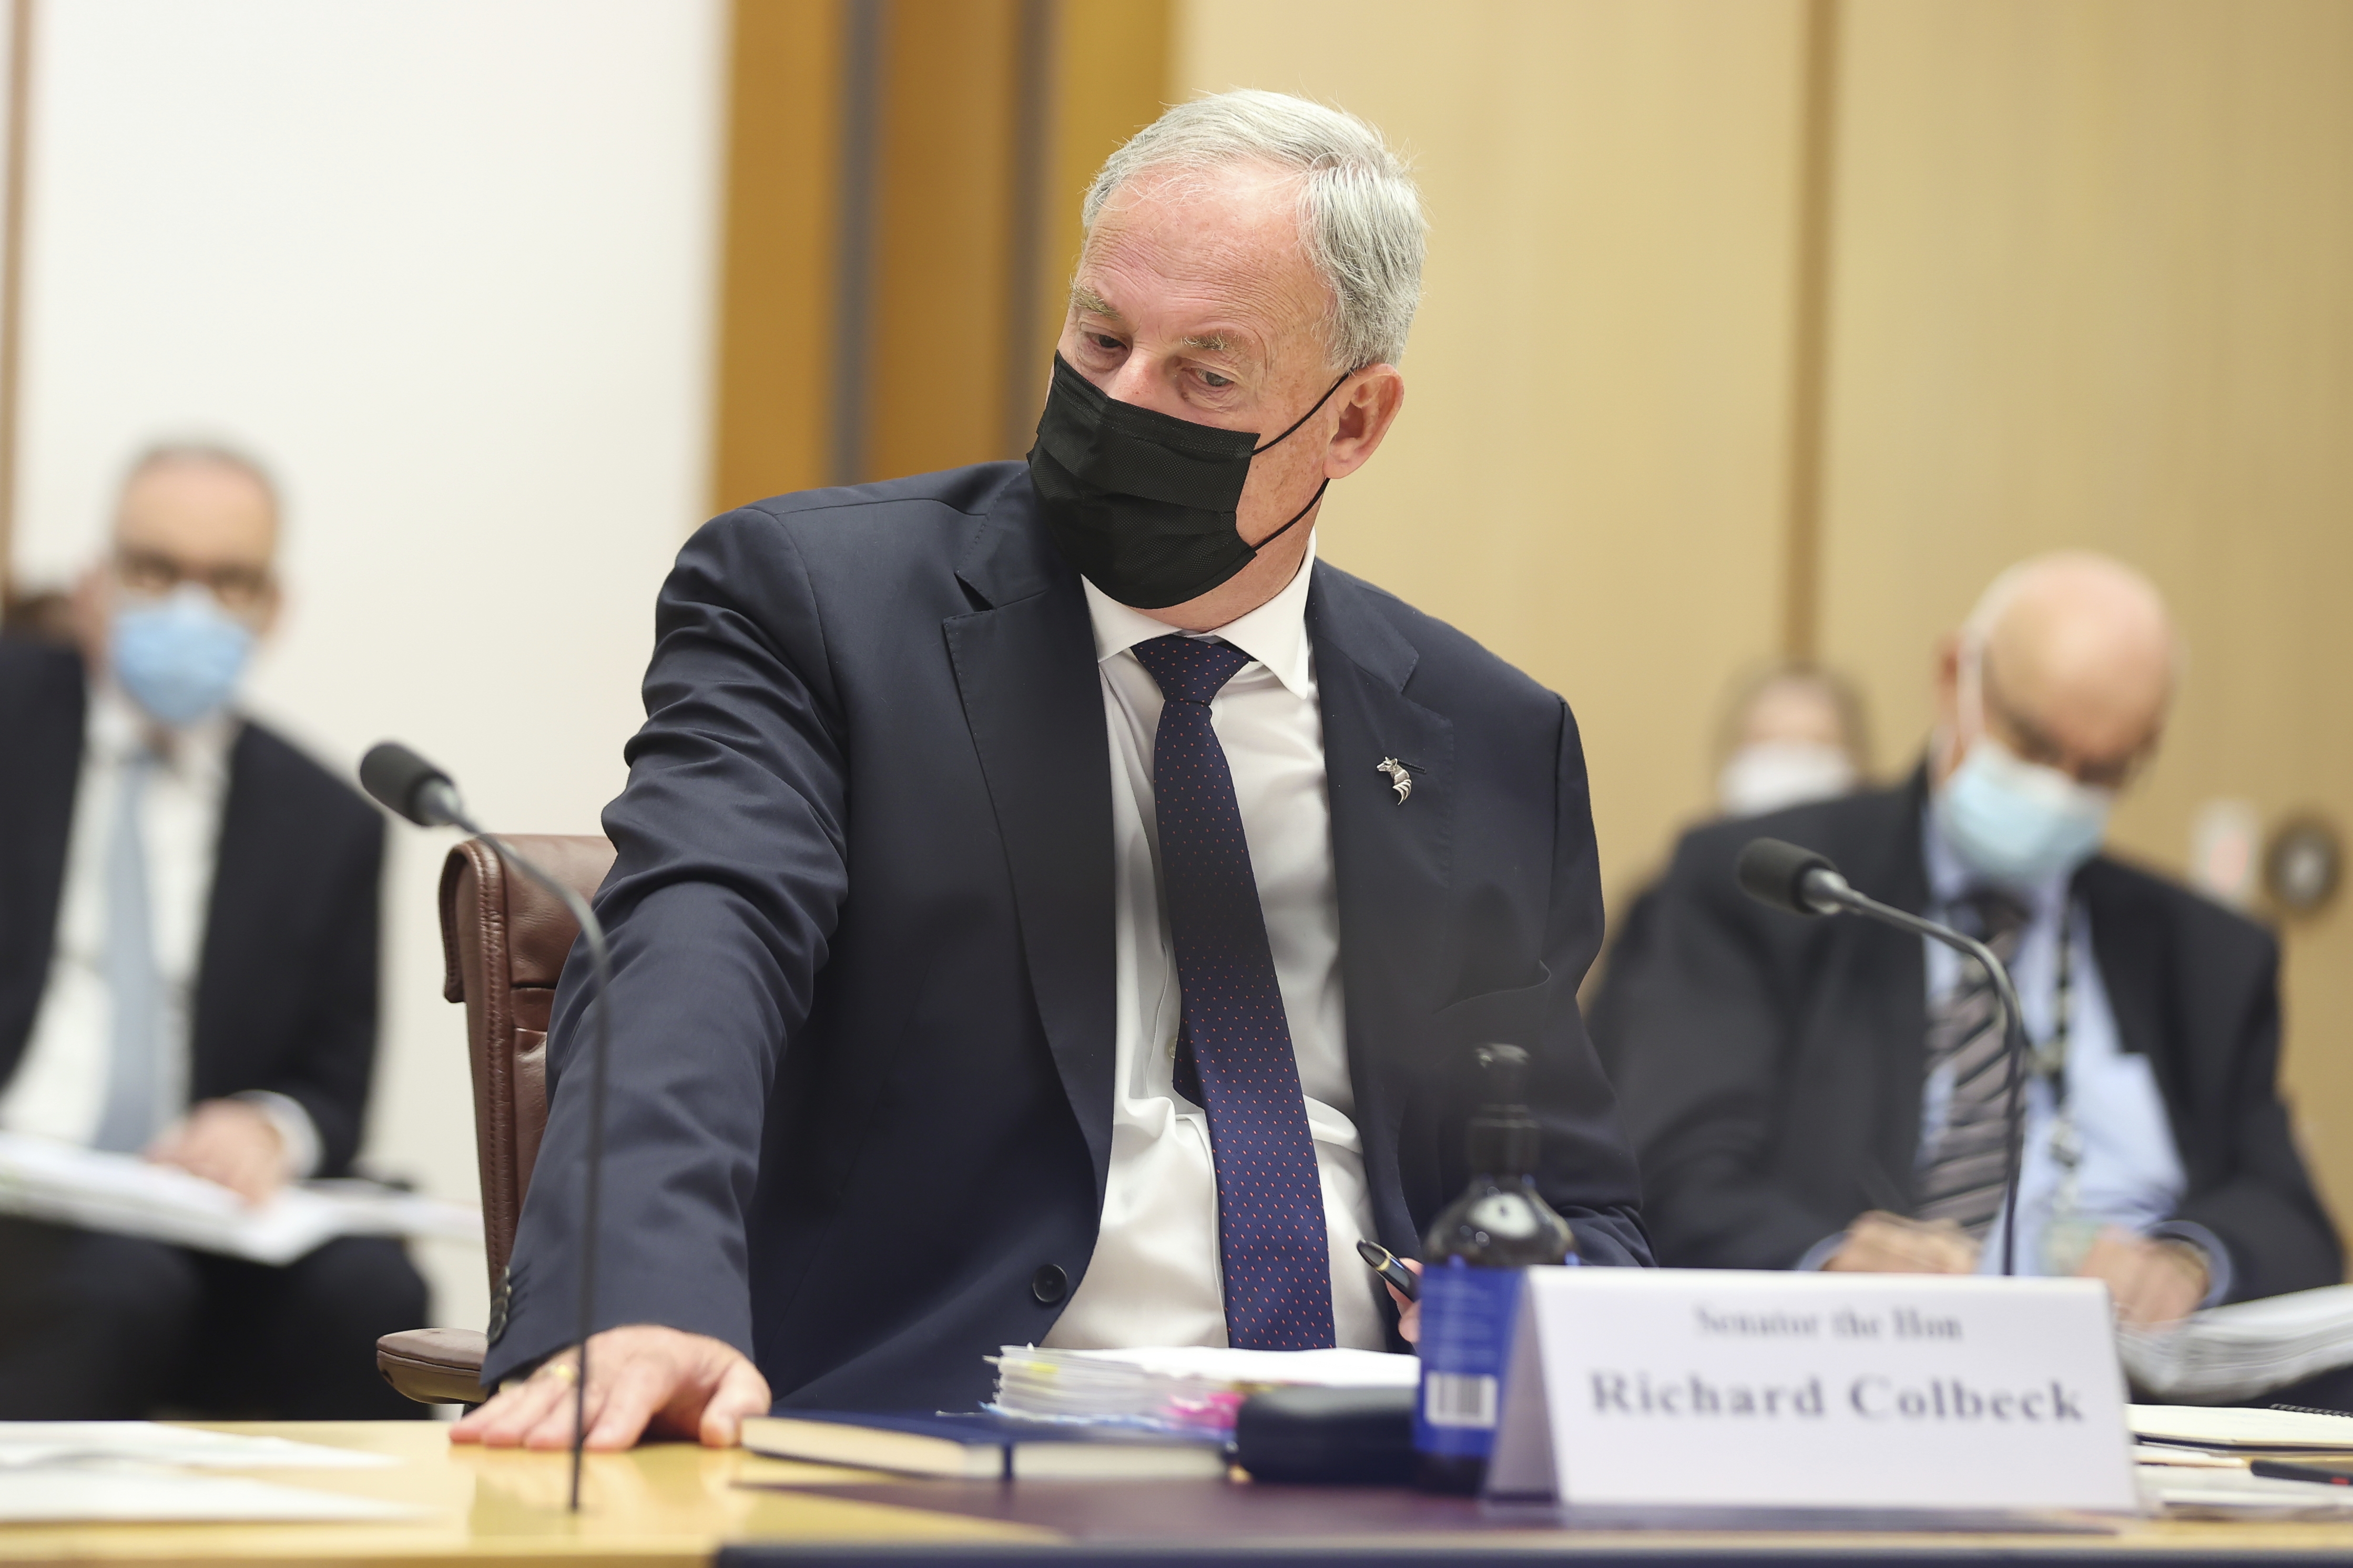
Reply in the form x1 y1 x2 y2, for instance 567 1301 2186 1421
1026 353 1350 610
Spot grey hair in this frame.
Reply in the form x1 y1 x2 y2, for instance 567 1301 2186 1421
1082 89 1427 370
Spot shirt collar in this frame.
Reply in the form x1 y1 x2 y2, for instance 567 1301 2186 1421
1921 797 2070 926
89 680 237 783
1082 531 1319 701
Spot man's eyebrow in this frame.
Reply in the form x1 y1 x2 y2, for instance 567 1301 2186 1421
1179 331 1239 355
1071 284 1121 320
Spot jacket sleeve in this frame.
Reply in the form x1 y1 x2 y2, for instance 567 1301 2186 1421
1528 696 1652 1268
1607 836 1852 1270
2171 939 2343 1301
485 509 850 1385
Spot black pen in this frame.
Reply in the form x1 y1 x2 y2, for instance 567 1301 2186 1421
2250 1459 2353 1489
1357 1238 1420 1301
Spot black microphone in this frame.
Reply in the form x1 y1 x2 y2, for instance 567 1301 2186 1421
1735 837 2031 1278
359 742 613 1512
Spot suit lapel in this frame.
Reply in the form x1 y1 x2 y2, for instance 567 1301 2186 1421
944 500 1118 1200
189 723 266 1096
2079 862 2194 1165
0 647 87 1084
1308 566 1454 1247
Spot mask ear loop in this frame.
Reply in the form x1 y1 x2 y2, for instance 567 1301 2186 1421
1250 369 1354 455
1244 368 1354 554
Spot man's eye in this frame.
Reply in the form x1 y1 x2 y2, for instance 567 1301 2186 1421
1089 333 1123 352
1201 371 1232 388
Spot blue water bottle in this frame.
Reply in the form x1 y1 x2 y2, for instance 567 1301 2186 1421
1413 1044 1576 1493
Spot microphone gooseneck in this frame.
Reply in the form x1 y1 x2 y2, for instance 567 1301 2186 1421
361 741 614 1513
1736 837 2031 1279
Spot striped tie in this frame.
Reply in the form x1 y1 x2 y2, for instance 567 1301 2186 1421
1913 888 2033 1237
1130 634 1336 1351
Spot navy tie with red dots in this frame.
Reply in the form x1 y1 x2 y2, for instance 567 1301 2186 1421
1130 633 1336 1351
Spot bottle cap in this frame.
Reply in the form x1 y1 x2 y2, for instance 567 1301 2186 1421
1467 1044 1540 1175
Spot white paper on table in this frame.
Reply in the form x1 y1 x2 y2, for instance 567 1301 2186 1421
0 1422 396 1471
0 1465 420 1523
0 1133 478 1264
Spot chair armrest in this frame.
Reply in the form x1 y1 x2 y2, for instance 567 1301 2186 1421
376 1327 490 1406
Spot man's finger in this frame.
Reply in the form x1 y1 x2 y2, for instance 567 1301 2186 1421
456 1364 578 1447
584 1357 676 1451
698 1359 773 1448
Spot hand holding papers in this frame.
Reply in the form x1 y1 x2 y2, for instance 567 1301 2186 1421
0 1131 478 1265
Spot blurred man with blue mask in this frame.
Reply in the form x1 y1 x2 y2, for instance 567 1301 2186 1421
0 444 427 1418
1610 552 2339 1359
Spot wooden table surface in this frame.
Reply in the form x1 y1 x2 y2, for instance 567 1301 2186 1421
8 1422 2353 1566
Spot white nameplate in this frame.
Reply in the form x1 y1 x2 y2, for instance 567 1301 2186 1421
1487 1268 2137 1513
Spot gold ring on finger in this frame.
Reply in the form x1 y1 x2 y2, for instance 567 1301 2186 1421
539 1361 579 1387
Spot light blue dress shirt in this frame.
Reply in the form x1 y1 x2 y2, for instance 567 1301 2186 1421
1799 816 2230 1301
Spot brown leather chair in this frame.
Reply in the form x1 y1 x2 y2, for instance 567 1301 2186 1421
374 834 616 1405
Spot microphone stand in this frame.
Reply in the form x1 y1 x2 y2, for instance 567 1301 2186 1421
360 744 611 1512
443 815 613 1513
1798 874 2032 1279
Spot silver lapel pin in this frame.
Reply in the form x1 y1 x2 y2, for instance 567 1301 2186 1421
1376 756 1412 805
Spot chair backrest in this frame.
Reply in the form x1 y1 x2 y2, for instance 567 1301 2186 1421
437 835 616 1293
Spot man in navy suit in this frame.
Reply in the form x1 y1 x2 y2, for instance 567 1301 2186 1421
457 90 1649 1451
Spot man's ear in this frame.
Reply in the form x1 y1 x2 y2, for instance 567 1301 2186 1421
68 562 111 671
1323 365 1405 479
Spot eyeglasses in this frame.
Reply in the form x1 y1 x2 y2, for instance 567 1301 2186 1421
115 547 274 616
1978 668 2154 793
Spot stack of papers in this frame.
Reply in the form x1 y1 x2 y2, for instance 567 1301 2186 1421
2130 1403 2353 1451
0 1422 417 1523
988 1345 1417 1434
2118 1285 2353 1404
0 1132 478 1265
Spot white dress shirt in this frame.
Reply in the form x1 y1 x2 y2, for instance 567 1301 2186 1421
0 685 318 1176
1045 534 1389 1351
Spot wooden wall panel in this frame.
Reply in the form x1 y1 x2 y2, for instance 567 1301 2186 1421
1172 0 1809 916
1813 0 2353 1238
711 0 841 513
863 0 1023 481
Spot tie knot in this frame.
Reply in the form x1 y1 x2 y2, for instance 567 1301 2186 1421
1955 887 2033 957
1132 634 1252 706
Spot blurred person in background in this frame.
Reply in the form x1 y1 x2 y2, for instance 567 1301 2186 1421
1713 662 1870 819
0 443 426 1418
1607 552 2338 1331
1587 661 1871 1077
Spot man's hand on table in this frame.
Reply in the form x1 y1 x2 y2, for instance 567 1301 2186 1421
2075 1226 2209 1326
1822 1211 1980 1275
146 1098 288 1206
450 1325 771 1450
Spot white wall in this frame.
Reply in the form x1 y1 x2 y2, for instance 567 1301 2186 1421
8 0 728 1338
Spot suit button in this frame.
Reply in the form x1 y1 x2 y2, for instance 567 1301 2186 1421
1031 1264 1068 1305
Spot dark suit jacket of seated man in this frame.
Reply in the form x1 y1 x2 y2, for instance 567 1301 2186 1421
1598 554 2337 1311
0 444 425 1420
471 93 1649 1437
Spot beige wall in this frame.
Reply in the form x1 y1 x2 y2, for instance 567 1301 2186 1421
1178 0 2353 1248
1176 0 1811 915
1816 0 2353 1232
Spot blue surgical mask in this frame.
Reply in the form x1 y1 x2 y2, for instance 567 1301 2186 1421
1932 737 2113 888
109 585 256 726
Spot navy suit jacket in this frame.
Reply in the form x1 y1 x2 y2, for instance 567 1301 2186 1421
487 463 1650 1408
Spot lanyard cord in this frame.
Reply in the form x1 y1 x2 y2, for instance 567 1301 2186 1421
2033 910 2075 1115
